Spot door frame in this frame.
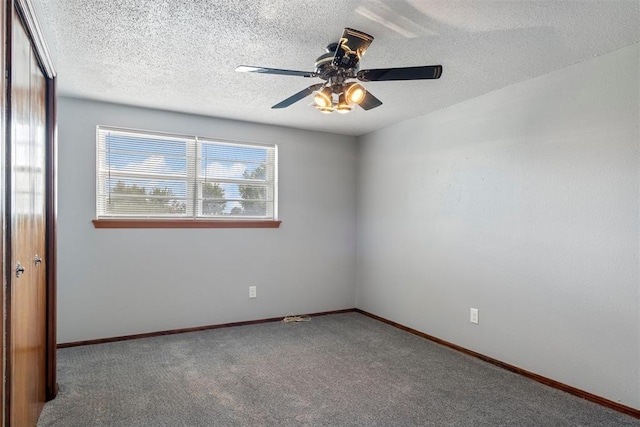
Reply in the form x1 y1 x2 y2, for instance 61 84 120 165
3 0 57 423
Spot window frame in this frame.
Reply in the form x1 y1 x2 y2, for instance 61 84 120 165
93 126 280 229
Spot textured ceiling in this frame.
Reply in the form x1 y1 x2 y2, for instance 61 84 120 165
35 0 640 136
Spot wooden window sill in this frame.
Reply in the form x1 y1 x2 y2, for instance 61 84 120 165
92 219 282 229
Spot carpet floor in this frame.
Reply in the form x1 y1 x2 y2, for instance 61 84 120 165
37 312 639 426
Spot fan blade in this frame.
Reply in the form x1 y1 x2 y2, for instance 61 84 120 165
272 83 325 109
358 65 443 81
358 91 383 111
236 65 317 78
332 28 374 69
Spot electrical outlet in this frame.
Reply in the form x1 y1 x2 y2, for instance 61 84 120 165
470 308 479 324
249 286 257 298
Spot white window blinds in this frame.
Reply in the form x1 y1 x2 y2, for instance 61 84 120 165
96 126 277 220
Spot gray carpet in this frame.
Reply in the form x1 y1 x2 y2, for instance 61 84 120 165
38 313 639 426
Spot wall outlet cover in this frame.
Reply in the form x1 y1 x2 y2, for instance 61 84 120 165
470 308 479 324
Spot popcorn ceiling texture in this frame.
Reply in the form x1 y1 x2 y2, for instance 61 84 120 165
36 0 639 136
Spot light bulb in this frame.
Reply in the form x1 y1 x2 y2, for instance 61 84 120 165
345 83 366 105
313 87 333 108
336 94 353 113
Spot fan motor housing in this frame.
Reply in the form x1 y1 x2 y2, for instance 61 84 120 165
314 45 359 78
314 52 334 75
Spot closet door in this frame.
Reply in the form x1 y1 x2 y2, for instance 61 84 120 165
8 7 48 425
31 12 49 417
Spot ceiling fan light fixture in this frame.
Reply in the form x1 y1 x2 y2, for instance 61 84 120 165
316 105 335 114
313 88 333 108
345 83 366 105
336 94 353 114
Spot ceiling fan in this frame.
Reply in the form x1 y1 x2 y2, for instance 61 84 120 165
236 28 443 114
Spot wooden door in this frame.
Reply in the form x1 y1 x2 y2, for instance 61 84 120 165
8 7 48 426
30 16 48 426
0 0 6 416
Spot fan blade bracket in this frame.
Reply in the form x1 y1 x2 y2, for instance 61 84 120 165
236 65 317 78
332 28 374 69
358 65 443 82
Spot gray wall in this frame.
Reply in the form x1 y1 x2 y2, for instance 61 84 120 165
356 43 640 408
57 98 358 343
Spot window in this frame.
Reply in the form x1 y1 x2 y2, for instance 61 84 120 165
96 126 278 224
